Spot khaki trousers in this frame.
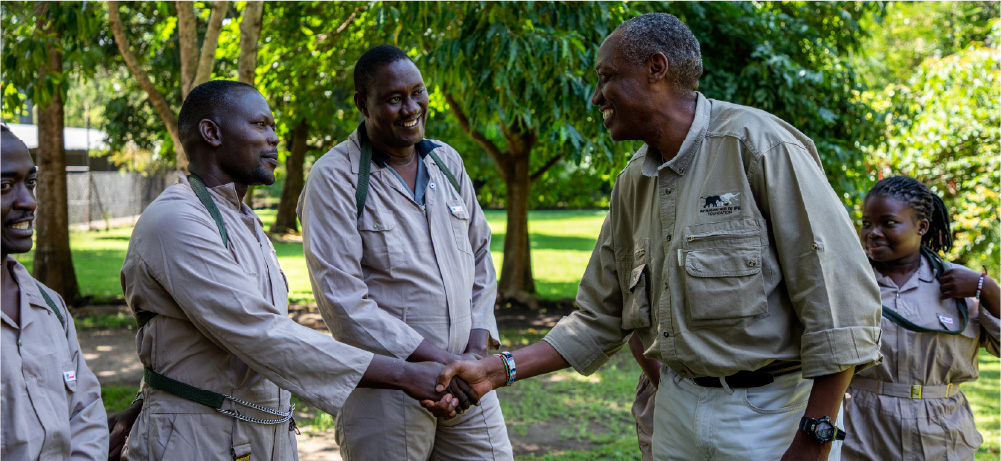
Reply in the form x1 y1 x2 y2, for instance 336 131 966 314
653 367 843 460
335 388 512 461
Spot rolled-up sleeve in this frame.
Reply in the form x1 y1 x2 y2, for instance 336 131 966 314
977 300 1000 357
544 207 629 375
134 205 374 416
752 141 882 377
298 153 425 359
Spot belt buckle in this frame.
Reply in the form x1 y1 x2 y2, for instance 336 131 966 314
910 384 922 399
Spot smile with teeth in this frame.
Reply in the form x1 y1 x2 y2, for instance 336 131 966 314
401 118 420 128
9 221 31 230
602 109 613 120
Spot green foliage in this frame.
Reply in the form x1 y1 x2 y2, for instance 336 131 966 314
864 19 1000 271
1 1 105 119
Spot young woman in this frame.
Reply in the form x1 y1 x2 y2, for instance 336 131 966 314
844 175 999 460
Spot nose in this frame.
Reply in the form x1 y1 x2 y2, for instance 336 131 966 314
590 83 603 107
266 126 279 147
403 96 421 118
14 183 37 212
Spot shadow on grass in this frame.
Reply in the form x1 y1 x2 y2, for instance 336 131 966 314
93 235 132 242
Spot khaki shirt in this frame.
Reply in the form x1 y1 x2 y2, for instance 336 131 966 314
2 257 108 460
544 93 882 379
121 174 373 460
844 257 1000 460
297 129 499 358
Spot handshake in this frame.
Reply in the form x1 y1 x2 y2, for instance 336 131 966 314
405 353 503 419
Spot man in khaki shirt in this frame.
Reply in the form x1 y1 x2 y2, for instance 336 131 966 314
1 125 108 459
439 14 882 460
119 80 461 460
298 45 512 461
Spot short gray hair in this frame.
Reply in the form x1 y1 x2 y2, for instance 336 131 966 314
614 13 702 92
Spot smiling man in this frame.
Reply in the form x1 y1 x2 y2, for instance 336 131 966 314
297 45 512 460
437 13 883 461
118 80 462 460
1 125 108 459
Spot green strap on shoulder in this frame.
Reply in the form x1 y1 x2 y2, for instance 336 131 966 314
881 246 969 335
355 125 460 219
35 282 65 328
136 174 230 330
188 173 228 247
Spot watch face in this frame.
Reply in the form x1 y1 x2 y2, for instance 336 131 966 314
815 422 834 441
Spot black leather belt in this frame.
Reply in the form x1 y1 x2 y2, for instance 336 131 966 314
693 366 802 389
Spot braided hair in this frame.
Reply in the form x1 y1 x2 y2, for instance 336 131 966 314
866 175 952 252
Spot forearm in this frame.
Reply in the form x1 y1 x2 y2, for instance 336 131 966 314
464 329 490 356
484 341 571 390
628 332 662 386
784 366 854 459
407 339 459 365
359 355 409 390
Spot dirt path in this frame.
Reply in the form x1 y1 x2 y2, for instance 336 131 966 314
75 302 586 460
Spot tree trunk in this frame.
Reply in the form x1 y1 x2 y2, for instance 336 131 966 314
497 153 536 297
108 0 187 172
177 0 228 97
238 1 264 85
34 39 80 303
271 119 308 234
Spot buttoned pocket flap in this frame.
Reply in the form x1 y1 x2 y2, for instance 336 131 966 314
358 206 397 232
629 264 646 291
685 249 761 278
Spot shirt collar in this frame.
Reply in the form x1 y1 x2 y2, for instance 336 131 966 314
355 121 439 168
177 172 246 212
642 92 710 177
872 255 936 290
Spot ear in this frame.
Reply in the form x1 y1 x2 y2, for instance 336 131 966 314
647 51 669 84
354 92 369 118
917 218 930 236
198 119 223 148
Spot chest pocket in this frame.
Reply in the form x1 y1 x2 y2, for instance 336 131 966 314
620 239 652 330
358 205 405 270
681 222 767 329
446 200 474 255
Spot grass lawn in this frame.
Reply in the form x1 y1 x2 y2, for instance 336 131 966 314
33 209 998 459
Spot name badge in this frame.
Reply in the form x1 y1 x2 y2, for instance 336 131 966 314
450 205 464 214
63 370 77 383
938 315 954 325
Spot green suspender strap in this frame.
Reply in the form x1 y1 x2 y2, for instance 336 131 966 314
355 123 460 218
139 174 295 424
881 246 969 335
35 282 65 328
134 174 228 330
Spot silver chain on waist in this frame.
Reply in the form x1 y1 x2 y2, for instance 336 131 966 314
216 393 295 425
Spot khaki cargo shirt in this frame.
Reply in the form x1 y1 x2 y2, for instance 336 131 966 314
121 175 373 459
544 93 882 379
298 128 499 358
2 257 108 460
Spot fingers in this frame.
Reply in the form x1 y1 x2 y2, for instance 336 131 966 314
453 376 480 406
421 394 458 419
447 380 471 412
436 362 461 393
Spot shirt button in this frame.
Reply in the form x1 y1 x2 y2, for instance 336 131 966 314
666 187 673 194
663 332 670 338
430 182 436 189
17 339 23 347
666 234 672 242
748 260 757 267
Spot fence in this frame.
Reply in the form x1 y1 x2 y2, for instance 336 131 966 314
67 171 171 228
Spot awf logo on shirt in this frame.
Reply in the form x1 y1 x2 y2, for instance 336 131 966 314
63 370 77 384
699 192 741 216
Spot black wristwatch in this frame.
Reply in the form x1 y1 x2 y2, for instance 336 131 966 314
799 416 846 443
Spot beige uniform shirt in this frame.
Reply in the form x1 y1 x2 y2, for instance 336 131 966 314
2 257 108 460
844 258 1000 460
545 93 882 379
298 130 499 359
121 174 373 460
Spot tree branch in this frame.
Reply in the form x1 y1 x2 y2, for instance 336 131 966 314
443 91 509 181
530 154 563 183
108 0 187 171
238 1 264 84
176 1 198 97
193 1 230 88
